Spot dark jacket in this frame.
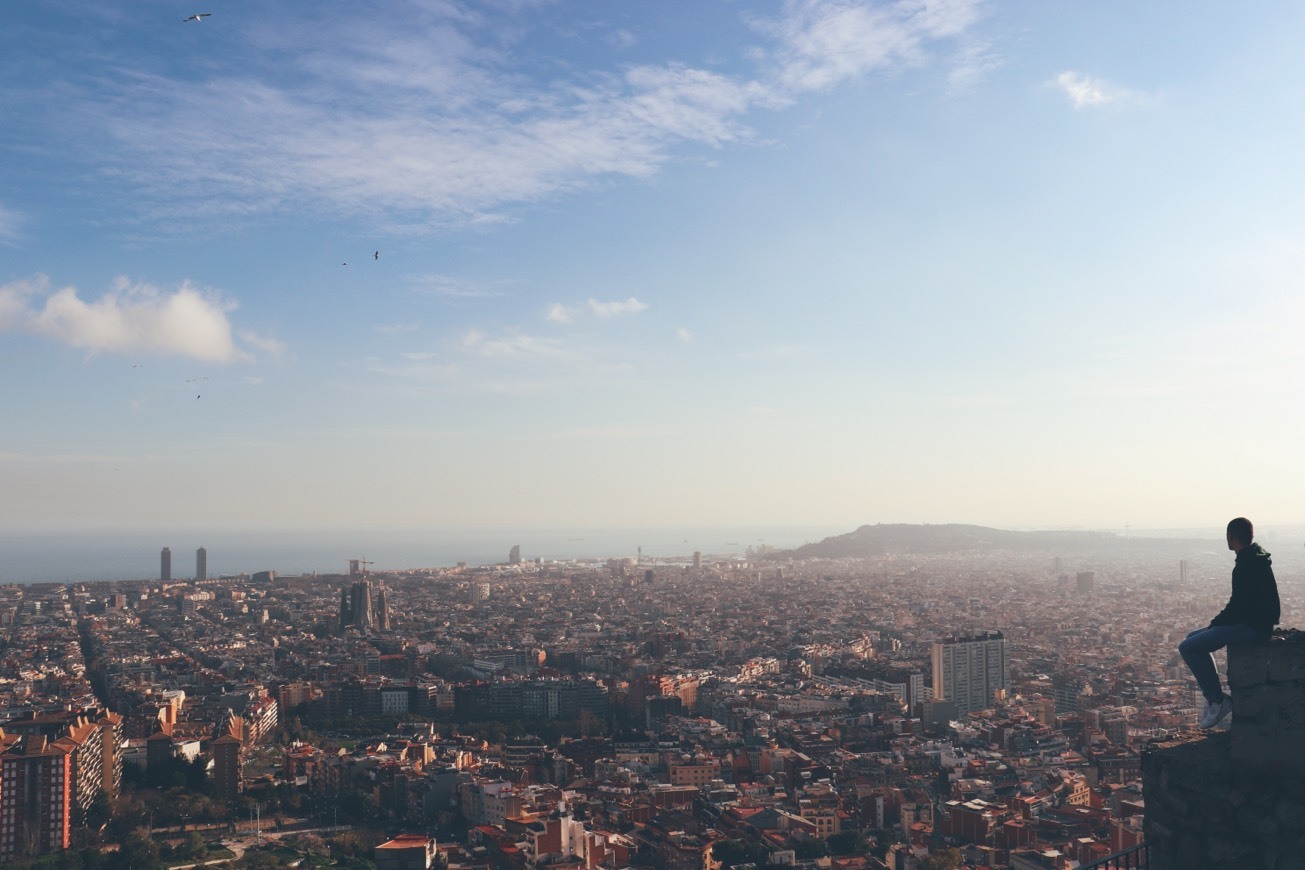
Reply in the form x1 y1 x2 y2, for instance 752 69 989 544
1210 543 1280 636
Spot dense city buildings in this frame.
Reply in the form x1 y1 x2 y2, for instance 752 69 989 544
0 526 1294 867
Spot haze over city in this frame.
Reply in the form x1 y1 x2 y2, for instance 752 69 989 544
5 1 1305 539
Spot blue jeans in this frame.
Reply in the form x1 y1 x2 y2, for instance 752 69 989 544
1179 624 1265 704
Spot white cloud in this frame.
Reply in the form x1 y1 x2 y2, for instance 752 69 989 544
407 274 500 298
64 1 981 227
762 0 983 93
947 37 1002 89
588 297 648 318
547 297 648 322
0 203 20 244
461 328 577 359
0 275 259 362
1055 71 1125 108
238 329 285 356
606 28 637 51
676 327 693 343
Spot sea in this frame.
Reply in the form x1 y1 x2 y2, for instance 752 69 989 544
0 525 842 585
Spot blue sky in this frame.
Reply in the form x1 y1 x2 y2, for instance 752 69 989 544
4 0 1305 534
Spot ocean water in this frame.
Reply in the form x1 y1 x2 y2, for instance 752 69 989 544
0 525 841 584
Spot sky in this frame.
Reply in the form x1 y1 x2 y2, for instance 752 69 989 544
4 0 1305 536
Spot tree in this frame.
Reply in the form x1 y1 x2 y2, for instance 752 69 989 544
793 839 827 859
339 788 375 820
711 838 769 868
918 848 962 870
826 830 869 856
86 790 112 835
117 832 162 870
181 831 206 860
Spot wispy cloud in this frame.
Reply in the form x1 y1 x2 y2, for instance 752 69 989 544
947 36 1002 89
589 296 648 318
0 275 262 362
0 203 20 244
676 327 693 343
61 0 981 228
1054 71 1130 108
605 28 638 51
375 322 422 334
760 0 983 93
238 329 285 356
462 328 578 359
406 274 501 298
549 297 649 322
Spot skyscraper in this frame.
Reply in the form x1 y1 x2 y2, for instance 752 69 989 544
376 584 390 631
349 580 373 631
196 547 207 582
931 630 1010 716
161 547 172 582
339 587 352 634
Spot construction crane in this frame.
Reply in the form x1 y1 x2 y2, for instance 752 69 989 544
346 558 374 578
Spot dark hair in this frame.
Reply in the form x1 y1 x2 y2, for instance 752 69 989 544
1227 517 1254 546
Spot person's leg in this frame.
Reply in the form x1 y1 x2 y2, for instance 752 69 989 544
1179 625 1265 703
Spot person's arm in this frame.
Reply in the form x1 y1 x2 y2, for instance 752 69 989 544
1209 573 1244 627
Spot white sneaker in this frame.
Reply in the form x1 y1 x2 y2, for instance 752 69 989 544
1199 694 1232 729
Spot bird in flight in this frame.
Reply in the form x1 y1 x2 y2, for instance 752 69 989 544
183 13 212 22
374 251 380 261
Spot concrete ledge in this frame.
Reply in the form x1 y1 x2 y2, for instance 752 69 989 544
1228 630 1305 773
1142 729 1305 870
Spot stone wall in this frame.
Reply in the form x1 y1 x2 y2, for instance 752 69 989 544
1143 631 1305 870
1228 629 1305 772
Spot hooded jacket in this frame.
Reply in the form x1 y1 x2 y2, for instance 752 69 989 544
1209 542 1280 636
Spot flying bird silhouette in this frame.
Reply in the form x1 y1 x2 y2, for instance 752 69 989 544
374 251 380 260
183 13 212 22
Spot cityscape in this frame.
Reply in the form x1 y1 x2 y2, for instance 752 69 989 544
9 1 1305 869
0 523 1292 869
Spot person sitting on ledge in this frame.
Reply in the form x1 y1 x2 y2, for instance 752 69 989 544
1179 516 1281 729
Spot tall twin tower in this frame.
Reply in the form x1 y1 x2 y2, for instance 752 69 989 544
160 547 206 582
338 576 389 634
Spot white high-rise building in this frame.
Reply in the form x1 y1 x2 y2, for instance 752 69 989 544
931 630 1010 716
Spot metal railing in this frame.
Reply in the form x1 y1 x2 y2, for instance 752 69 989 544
1078 842 1149 869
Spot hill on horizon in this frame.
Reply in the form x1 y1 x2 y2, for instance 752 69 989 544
770 523 1208 559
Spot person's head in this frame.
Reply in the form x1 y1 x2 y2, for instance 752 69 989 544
1227 517 1254 551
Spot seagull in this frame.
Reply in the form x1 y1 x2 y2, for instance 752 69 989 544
183 13 212 22
374 251 380 260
